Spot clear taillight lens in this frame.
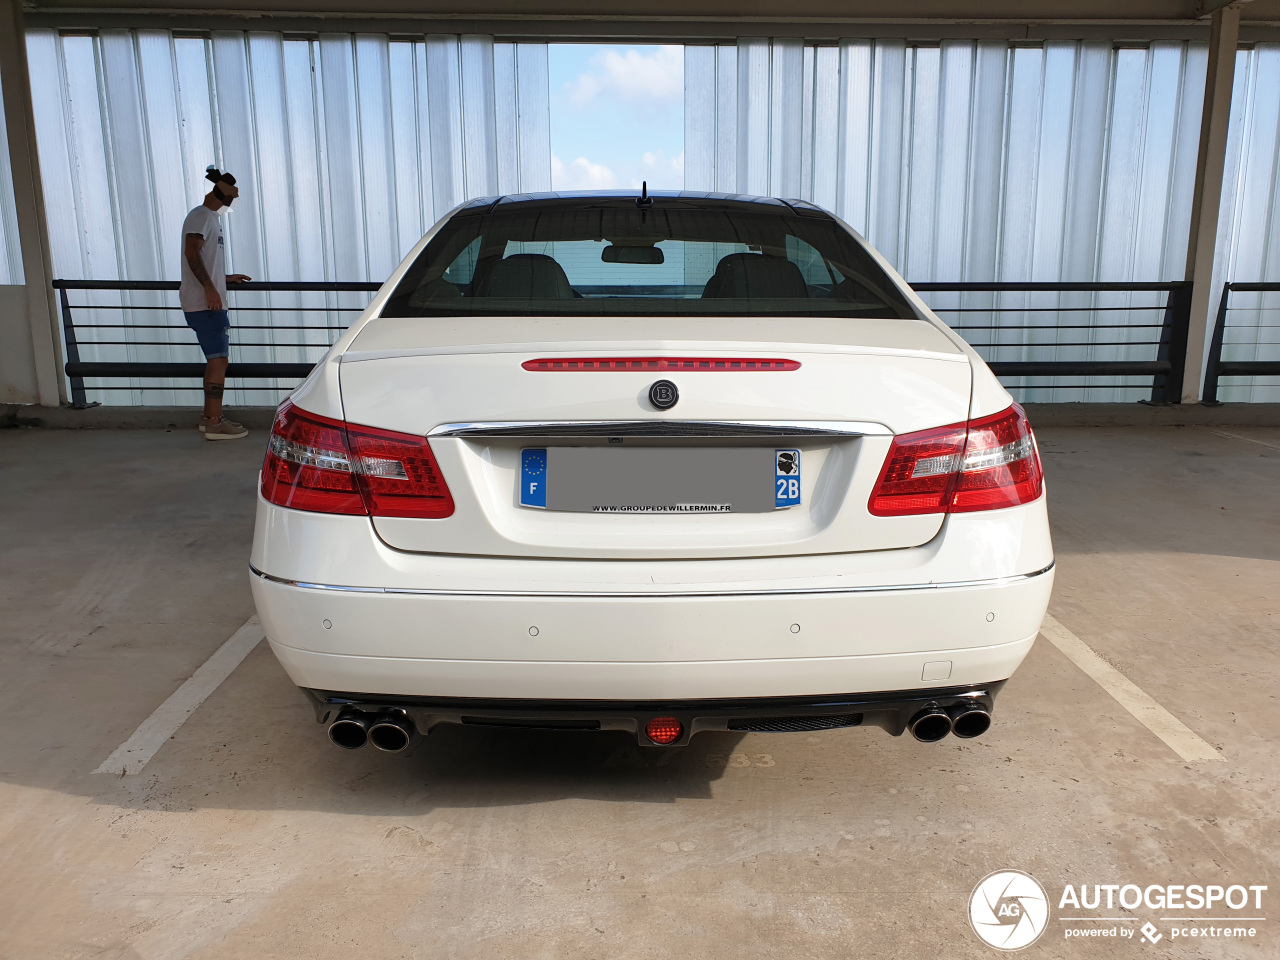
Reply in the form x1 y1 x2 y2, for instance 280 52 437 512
261 401 454 519
868 403 1043 517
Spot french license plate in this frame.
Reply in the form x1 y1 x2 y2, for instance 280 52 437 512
520 447 801 513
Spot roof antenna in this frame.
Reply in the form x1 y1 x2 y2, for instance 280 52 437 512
635 180 653 209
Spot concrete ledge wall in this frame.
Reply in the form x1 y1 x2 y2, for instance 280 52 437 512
5 403 1280 430
1 405 280 430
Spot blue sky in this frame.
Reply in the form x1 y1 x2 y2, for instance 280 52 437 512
548 44 684 191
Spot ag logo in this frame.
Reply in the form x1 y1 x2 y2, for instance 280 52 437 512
969 870 1050 951
648 379 678 410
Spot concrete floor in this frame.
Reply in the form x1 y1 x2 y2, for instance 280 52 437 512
0 423 1276 959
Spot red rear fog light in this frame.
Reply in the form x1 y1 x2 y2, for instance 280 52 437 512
645 717 684 745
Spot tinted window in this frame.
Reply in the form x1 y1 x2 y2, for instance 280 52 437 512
382 198 917 319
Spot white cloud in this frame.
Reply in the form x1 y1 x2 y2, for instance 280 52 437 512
551 153 618 191
565 45 683 108
624 150 684 190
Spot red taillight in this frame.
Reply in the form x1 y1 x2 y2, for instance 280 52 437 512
948 404 1044 513
261 402 364 515
262 401 454 519
868 403 1043 517
645 717 684 745
522 357 800 372
346 423 454 519
866 421 968 517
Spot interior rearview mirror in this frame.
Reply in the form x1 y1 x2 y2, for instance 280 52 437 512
602 245 664 265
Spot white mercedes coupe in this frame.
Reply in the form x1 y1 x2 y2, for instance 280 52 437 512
250 191 1053 753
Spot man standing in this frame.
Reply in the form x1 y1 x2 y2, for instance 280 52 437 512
181 166 251 440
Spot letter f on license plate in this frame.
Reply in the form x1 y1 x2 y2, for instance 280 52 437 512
775 449 801 508
521 448 547 508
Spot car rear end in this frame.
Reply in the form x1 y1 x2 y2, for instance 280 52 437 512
249 193 1052 751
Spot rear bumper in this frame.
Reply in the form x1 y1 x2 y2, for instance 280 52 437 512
302 682 1006 745
254 568 1047 700
251 491 1053 701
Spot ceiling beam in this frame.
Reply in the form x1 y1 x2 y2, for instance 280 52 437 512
20 0 1280 25
23 0 1280 41
21 18 1280 44
1194 0 1255 16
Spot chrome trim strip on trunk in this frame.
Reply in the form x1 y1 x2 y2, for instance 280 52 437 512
428 420 892 438
250 561 1053 599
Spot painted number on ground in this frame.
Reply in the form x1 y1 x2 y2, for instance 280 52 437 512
706 753 775 768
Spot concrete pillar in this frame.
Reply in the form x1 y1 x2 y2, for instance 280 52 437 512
0 0 63 406
1181 3 1242 403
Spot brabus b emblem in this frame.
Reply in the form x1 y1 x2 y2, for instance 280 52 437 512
648 379 679 410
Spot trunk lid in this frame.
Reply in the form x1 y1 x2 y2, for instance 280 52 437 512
337 315 970 559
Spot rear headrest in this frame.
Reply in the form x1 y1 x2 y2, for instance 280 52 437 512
702 253 809 299
476 254 575 299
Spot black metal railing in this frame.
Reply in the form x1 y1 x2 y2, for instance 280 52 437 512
1203 282 1280 402
55 280 381 407
911 281 1192 403
55 278 1192 406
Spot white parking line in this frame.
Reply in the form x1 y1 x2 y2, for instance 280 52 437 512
1206 428 1280 452
1039 614 1223 763
93 616 264 776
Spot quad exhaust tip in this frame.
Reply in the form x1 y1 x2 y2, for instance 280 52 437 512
328 711 370 750
328 710 415 752
908 705 952 742
369 713 414 753
948 701 992 739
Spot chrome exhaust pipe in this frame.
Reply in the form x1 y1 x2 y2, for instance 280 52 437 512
328 711 370 750
908 705 953 742
948 701 992 739
368 712 415 753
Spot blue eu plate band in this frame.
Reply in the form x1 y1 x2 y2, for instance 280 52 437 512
521 448 547 508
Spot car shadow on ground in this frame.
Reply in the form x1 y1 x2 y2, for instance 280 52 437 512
85 721 759 817
405 723 754 796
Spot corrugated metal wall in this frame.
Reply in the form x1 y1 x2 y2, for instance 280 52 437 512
0 80 23 285
686 39 1280 401
23 29 551 406
1216 43 1280 402
4 34 1277 403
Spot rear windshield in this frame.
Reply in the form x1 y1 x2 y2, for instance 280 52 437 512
381 197 917 319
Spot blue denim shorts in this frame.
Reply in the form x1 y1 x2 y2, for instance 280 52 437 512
184 309 231 360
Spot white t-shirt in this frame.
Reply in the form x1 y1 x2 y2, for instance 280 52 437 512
179 205 226 313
